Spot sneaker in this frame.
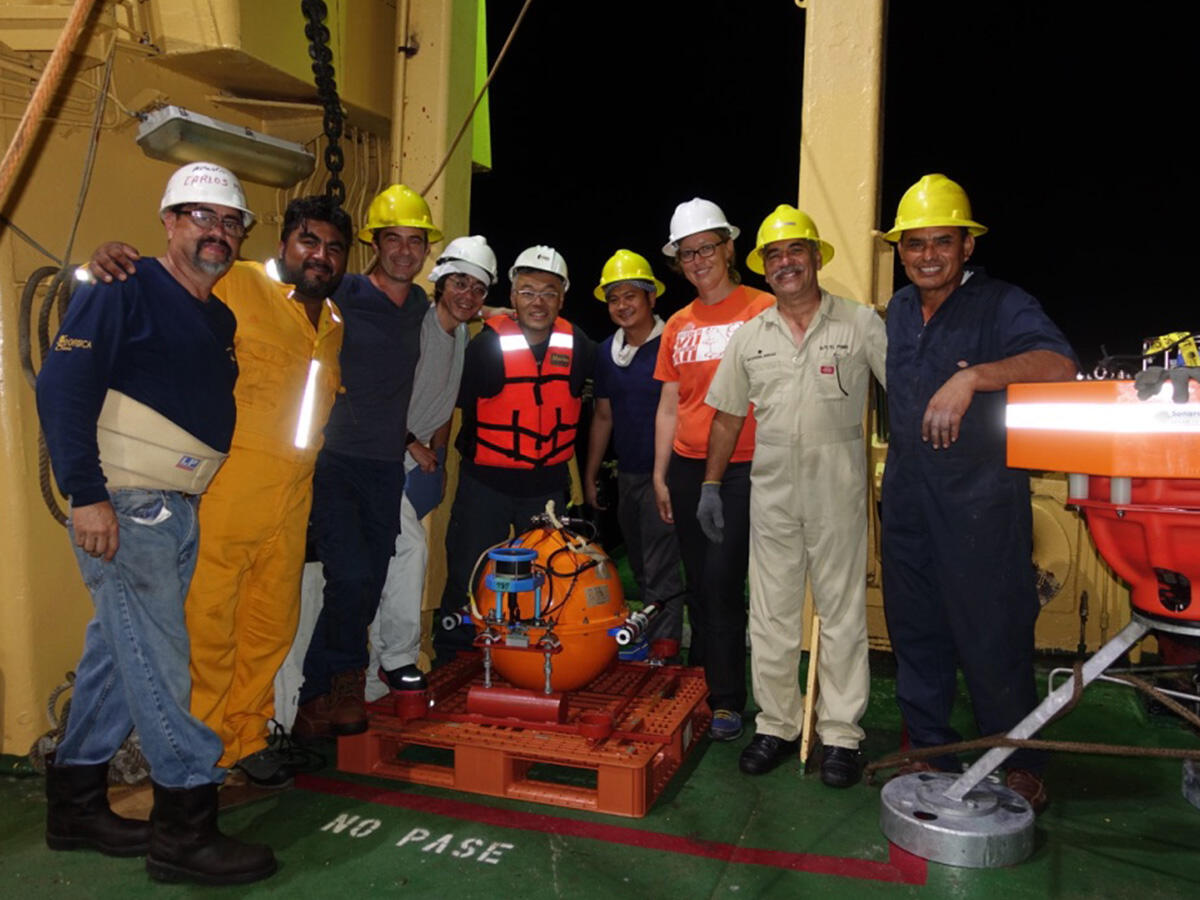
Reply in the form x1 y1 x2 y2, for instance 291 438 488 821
738 734 799 775
1005 769 1048 814
708 709 743 742
380 664 428 692
819 745 864 788
234 748 293 789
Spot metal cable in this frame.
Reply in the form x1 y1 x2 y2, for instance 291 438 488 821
418 0 536 196
0 215 63 266
16 38 115 524
864 662 1200 782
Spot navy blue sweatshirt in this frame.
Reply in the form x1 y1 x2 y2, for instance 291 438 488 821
36 258 238 506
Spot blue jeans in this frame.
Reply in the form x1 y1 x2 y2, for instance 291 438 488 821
56 489 225 788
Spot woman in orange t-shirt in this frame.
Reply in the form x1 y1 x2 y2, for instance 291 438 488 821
652 198 774 742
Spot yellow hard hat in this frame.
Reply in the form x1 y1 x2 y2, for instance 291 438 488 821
357 183 443 245
882 173 987 242
594 249 666 301
745 204 834 274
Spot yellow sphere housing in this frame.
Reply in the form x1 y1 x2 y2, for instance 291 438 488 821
594 249 666 301
357 183 443 244
882 173 987 242
745 204 835 274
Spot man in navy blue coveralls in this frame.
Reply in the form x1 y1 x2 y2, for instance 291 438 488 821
879 174 1077 813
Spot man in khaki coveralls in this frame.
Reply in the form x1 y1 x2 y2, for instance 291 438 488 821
701 205 886 787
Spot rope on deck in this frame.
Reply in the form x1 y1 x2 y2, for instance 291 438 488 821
865 661 1200 783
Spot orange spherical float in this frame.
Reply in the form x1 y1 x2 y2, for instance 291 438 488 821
471 519 627 693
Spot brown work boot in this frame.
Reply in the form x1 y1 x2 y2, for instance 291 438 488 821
328 669 368 735
1005 769 1048 814
291 694 334 740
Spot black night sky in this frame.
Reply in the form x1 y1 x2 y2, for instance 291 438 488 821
470 1 1193 370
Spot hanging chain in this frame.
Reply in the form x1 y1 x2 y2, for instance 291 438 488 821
301 0 346 206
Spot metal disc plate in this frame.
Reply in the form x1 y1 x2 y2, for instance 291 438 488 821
881 772 1035 868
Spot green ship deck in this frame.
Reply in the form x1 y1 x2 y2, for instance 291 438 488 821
4 654 1198 899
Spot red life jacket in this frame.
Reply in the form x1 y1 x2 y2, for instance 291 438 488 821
474 316 580 469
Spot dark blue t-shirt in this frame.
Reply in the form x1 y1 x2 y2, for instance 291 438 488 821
323 273 428 461
37 258 238 506
593 334 663 475
885 269 1077 473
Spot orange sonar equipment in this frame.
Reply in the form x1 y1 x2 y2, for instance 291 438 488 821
1007 380 1200 626
1007 380 1200 479
471 519 628 693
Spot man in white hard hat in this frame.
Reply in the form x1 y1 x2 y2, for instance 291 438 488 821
879 174 1077 813
38 162 276 885
583 249 686 654
703 205 886 787
434 245 597 662
366 236 498 698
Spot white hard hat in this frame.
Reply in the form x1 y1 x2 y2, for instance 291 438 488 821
429 235 498 286
662 197 739 257
508 245 570 292
158 161 255 227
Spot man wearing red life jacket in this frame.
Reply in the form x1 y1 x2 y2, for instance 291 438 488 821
434 245 596 662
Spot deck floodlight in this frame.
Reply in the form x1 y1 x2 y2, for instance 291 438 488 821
136 106 315 188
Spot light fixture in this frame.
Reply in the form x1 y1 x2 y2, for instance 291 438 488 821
136 105 315 188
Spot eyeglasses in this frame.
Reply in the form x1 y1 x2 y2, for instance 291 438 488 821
515 288 561 302
676 237 726 263
179 207 247 237
447 274 488 299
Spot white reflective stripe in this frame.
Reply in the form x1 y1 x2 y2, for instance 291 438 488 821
294 359 322 448
548 331 574 349
1006 401 1200 434
498 333 529 352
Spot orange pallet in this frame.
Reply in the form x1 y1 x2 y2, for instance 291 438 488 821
338 655 711 818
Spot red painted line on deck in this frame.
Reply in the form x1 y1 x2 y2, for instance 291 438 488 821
296 774 927 885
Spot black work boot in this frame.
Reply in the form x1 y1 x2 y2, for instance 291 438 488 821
45 760 151 857
146 782 277 885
